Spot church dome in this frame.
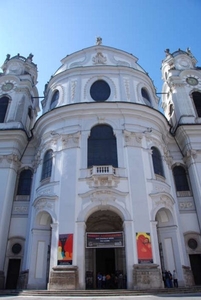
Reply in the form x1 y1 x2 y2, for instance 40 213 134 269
42 43 159 113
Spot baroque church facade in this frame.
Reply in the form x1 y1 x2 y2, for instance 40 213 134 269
0 39 201 290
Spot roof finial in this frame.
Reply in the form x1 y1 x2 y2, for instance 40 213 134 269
96 37 102 45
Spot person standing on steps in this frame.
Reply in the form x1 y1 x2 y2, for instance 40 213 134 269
173 270 178 287
97 272 102 289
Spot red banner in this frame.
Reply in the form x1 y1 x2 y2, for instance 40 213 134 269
58 234 73 265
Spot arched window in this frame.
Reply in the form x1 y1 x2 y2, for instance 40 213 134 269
50 90 59 110
41 150 53 180
192 92 201 117
17 169 33 195
151 147 164 177
141 88 151 106
0 96 9 122
169 103 174 117
173 166 190 191
88 124 118 168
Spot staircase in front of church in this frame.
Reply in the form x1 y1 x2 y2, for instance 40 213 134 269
1 287 201 298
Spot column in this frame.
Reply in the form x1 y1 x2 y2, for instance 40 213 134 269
50 222 59 271
75 221 86 289
150 221 161 266
123 220 135 289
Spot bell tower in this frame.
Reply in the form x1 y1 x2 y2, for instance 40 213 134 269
161 48 201 132
0 53 40 136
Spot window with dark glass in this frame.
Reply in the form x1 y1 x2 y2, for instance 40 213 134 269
28 107 32 119
0 96 9 122
141 88 151 106
90 80 111 102
17 169 33 195
151 147 164 177
50 90 59 110
192 92 201 117
41 150 53 180
173 166 190 191
88 124 118 168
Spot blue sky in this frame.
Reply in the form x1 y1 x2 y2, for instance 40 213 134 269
1 0 201 110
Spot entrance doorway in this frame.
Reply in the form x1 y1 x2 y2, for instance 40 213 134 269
85 210 126 289
96 248 115 275
6 259 21 289
189 254 201 285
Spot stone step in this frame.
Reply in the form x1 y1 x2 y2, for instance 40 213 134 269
1 287 201 297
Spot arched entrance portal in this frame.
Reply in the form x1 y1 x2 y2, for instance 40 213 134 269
155 207 185 285
85 210 126 289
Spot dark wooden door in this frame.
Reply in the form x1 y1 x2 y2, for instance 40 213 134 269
189 254 201 285
6 259 21 289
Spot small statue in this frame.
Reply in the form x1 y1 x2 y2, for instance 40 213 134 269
27 53 34 61
6 54 10 61
165 49 170 56
186 47 192 55
96 37 102 45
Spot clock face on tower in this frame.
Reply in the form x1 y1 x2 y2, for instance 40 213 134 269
1 82 14 91
186 77 198 86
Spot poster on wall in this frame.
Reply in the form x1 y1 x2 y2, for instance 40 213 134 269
58 234 73 265
136 232 153 264
86 232 124 248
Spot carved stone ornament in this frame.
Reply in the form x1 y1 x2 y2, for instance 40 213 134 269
33 198 55 212
90 190 116 204
163 152 173 169
86 174 120 188
12 202 29 215
183 149 197 165
124 130 143 146
92 52 107 64
169 82 186 90
71 80 77 101
124 78 130 100
0 154 21 169
151 181 171 194
62 132 80 149
154 195 174 209
179 201 194 210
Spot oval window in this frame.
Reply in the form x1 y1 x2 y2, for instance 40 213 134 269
90 80 111 102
